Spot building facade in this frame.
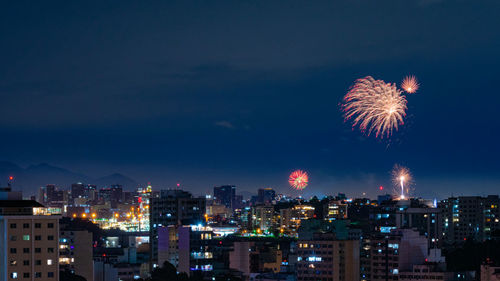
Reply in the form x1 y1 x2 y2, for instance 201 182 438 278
297 232 360 281
0 200 60 281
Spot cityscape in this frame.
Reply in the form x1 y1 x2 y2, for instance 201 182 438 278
1 1 500 281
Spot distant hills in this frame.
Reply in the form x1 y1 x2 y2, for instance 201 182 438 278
0 161 138 196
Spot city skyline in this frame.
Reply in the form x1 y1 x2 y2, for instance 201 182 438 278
1 1 500 199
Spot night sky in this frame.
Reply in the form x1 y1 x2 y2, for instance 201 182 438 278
1 0 499 198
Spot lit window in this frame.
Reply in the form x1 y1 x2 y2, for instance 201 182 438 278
23 235 30 241
47 259 53 265
11 272 18 279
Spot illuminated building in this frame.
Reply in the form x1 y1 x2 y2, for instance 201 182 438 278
439 195 500 244
297 232 360 281
0 200 60 281
396 206 443 248
150 189 206 267
252 204 275 233
39 184 67 208
59 223 93 281
158 225 215 276
369 229 428 281
280 205 315 236
323 200 348 220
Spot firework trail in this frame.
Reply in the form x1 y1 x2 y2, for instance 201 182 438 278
342 76 408 138
392 165 412 199
401 75 419 94
289 170 308 190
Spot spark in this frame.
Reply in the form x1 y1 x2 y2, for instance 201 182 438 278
289 170 309 190
392 165 412 199
401 75 419 94
341 76 408 138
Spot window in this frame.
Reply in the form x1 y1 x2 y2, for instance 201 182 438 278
10 248 17 254
35 223 41 228
23 260 29 266
10 260 17 266
48 272 54 278
10 223 17 228
47 223 54 228
10 235 17 241
23 248 30 254
10 272 18 279
35 248 41 253
47 235 54 241
47 248 54 253
35 260 41 265
47 259 52 265
23 273 30 278
35 272 42 278
23 235 30 241
23 223 29 228
35 235 41 241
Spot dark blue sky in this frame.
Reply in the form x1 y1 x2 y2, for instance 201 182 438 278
1 0 499 198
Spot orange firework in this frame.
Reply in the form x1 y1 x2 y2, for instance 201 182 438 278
342 76 407 138
401 75 419 94
289 170 308 190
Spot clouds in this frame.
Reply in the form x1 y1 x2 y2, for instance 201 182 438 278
1 0 500 129
214 121 235 129
0 0 499 196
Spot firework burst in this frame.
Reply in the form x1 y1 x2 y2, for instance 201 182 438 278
289 170 308 190
401 75 419 94
392 165 413 199
342 76 408 138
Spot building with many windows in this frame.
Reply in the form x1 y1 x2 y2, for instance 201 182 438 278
280 205 315 237
440 196 500 244
0 200 60 281
297 232 360 281
158 225 215 276
59 221 94 281
149 190 206 267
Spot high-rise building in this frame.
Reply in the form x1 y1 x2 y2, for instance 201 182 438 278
0 200 61 281
213 185 236 209
280 205 315 236
369 229 428 281
440 195 500 244
70 183 85 199
257 188 276 204
323 200 348 220
252 204 275 233
59 220 94 281
396 206 443 248
297 232 360 281
158 225 215 275
149 190 206 267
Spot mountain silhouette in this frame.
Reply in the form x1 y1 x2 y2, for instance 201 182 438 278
0 161 138 196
